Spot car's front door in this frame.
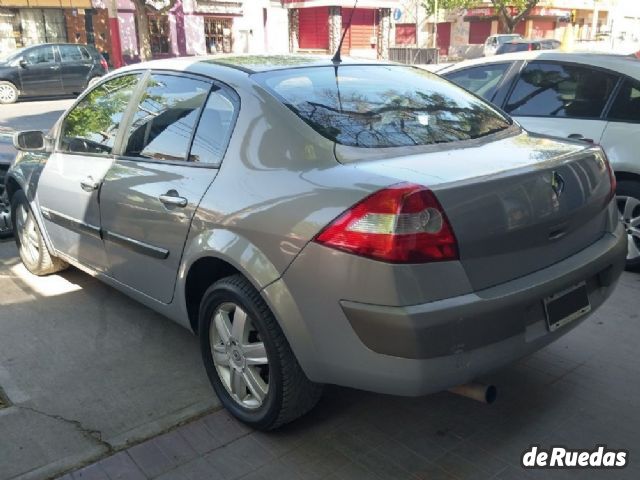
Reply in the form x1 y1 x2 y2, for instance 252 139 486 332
99 73 238 303
18 46 62 95
36 74 142 271
58 45 94 94
503 61 619 144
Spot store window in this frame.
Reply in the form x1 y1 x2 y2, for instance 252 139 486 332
204 17 232 54
0 9 22 50
148 15 170 55
20 9 66 46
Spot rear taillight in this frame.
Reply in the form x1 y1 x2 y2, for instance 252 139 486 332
315 183 458 263
100 57 108 71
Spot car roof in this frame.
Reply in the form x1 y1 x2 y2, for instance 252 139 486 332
439 51 640 78
117 54 394 75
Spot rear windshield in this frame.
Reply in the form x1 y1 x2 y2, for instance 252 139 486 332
254 65 511 148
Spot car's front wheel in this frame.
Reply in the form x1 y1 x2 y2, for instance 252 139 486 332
617 180 640 271
11 190 67 275
0 81 18 104
199 274 322 430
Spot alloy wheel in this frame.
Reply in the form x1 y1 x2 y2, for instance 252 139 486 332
617 195 640 261
0 84 17 103
209 302 269 409
14 204 39 265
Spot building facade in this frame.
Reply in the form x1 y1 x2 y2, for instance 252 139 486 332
387 0 617 58
0 0 110 57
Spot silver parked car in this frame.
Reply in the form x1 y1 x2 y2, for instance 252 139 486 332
5 56 626 429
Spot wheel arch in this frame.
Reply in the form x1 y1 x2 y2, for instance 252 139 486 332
180 229 284 335
184 256 241 335
615 170 640 184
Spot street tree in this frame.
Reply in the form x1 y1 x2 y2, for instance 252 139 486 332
132 0 177 61
422 0 541 34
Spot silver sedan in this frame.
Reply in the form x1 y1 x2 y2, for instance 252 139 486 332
6 56 627 429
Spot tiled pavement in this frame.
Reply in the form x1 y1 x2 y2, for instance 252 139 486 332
62 274 640 480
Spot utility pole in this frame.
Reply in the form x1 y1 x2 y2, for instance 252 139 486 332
108 0 124 68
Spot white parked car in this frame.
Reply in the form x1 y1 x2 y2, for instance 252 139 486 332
483 34 523 56
440 52 640 269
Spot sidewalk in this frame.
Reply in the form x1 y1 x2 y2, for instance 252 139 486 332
64 273 640 480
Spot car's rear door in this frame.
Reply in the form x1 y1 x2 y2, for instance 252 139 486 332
99 72 238 303
503 60 620 144
58 45 93 93
36 73 142 271
18 45 62 96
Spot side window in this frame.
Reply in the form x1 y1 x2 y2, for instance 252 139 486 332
123 74 209 161
60 74 141 155
24 46 55 65
607 79 640 123
59 45 84 62
79 46 92 60
505 62 618 118
445 63 510 101
189 87 238 166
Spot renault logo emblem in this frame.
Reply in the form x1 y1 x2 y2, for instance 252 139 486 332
551 171 565 197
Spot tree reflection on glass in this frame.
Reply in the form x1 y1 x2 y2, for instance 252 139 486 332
257 66 511 148
61 75 141 154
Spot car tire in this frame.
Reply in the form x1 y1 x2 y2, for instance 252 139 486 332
10 190 68 275
199 274 323 430
0 197 12 239
0 81 18 104
617 180 640 271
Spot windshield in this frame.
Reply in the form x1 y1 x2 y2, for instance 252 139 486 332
498 35 521 44
254 65 511 148
0 47 26 63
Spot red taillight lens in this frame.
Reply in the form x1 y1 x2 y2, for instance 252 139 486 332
315 183 458 263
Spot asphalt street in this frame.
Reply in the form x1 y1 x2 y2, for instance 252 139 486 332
0 99 639 480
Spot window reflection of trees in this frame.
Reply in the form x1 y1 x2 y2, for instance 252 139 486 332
291 87 509 147
62 75 140 154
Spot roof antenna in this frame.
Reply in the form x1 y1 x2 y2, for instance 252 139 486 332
332 0 358 64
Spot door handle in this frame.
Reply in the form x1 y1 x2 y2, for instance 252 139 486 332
159 191 188 208
80 176 100 192
567 133 594 144
51 65 60 70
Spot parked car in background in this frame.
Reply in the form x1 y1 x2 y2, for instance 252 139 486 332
5 56 626 428
496 39 561 55
539 39 562 50
440 51 640 269
483 34 523 56
0 43 108 104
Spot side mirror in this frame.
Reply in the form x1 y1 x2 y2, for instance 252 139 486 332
13 130 46 151
19 59 28 69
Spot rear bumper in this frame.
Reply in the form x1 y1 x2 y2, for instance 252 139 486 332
263 223 626 396
342 229 625 360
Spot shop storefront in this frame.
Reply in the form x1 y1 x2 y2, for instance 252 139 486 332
284 0 397 59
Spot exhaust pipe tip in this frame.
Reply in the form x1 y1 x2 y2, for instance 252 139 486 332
448 383 497 404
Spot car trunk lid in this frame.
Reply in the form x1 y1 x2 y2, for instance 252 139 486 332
337 131 613 290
